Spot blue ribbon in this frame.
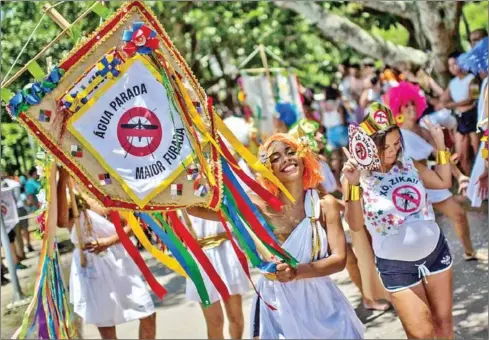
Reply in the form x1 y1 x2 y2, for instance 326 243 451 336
136 212 191 276
221 158 279 243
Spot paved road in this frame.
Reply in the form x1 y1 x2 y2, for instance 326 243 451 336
2 204 487 339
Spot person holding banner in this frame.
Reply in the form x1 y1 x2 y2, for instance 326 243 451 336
56 168 156 340
189 133 364 339
343 103 454 339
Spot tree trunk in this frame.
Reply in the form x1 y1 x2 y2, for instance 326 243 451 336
274 1 428 66
415 2 462 86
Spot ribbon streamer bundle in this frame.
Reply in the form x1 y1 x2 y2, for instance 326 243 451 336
5 2 298 337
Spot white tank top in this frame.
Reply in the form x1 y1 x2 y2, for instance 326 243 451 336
360 156 440 261
449 74 474 103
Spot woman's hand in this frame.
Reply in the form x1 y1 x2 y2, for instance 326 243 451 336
477 170 488 199
424 119 446 150
84 237 114 254
457 174 470 195
341 148 361 185
275 263 298 283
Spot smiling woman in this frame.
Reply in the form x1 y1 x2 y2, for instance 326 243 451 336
188 132 365 339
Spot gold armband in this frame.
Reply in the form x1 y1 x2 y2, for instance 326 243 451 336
436 150 451 165
346 185 361 201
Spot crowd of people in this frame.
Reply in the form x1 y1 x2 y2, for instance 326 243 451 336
1 28 487 340
1 167 42 285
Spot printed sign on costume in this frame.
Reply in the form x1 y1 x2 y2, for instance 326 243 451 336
69 56 194 207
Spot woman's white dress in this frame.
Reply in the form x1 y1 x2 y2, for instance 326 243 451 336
401 129 452 203
185 217 250 304
250 190 364 339
70 210 155 327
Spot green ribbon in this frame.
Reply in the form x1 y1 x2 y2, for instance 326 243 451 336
0 88 13 103
27 61 46 81
91 2 110 19
153 213 212 307
222 186 297 267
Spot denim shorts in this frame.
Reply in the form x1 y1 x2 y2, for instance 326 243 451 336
375 234 453 292
455 107 478 135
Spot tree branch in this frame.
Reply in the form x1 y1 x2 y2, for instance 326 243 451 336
274 1 428 66
359 1 414 20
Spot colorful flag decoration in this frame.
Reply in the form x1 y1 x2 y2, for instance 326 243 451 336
38 110 52 122
98 173 112 185
186 164 199 181
70 145 83 158
171 183 183 197
194 184 208 197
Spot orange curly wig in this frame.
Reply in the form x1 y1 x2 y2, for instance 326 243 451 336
257 133 323 196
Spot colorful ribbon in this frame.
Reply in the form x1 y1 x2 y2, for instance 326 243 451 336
122 211 187 277
221 159 297 266
109 211 167 299
122 22 159 57
167 211 231 302
217 211 276 311
148 213 213 307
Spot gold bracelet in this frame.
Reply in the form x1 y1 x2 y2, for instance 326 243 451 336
346 185 361 201
436 150 451 165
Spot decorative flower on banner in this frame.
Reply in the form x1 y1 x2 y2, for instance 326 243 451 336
7 67 64 117
122 22 159 57
97 54 121 79
64 89 89 113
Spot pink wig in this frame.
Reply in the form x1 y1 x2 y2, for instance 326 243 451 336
386 81 427 121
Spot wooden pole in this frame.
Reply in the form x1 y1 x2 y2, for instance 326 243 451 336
42 2 73 37
1 2 98 88
258 44 276 100
67 179 86 268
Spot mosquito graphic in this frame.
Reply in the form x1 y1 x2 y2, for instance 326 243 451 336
119 107 159 159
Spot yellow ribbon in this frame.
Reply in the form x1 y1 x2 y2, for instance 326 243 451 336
214 114 295 202
121 211 188 277
155 50 216 187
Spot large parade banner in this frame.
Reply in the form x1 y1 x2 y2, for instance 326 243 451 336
5 2 298 337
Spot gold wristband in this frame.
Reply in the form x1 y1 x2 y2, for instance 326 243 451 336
346 185 361 201
436 150 451 165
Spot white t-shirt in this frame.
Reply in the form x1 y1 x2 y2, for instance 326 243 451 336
449 74 474 103
359 156 440 261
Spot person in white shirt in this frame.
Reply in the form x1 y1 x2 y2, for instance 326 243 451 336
344 103 454 339
439 52 479 175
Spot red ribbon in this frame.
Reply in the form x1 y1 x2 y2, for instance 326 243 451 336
217 134 283 212
167 211 230 302
222 173 290 259
109 211 167 299
217 212 276 311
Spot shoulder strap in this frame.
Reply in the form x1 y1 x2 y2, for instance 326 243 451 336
304 189 321 220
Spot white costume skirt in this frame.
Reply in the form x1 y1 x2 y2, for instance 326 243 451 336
426 189 452 204
70 245 155 327
186 240 250 304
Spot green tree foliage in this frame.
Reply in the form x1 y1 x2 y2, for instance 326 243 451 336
0 1 487 174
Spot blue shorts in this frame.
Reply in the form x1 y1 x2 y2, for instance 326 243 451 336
375 233 453 292
327 125 348 150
